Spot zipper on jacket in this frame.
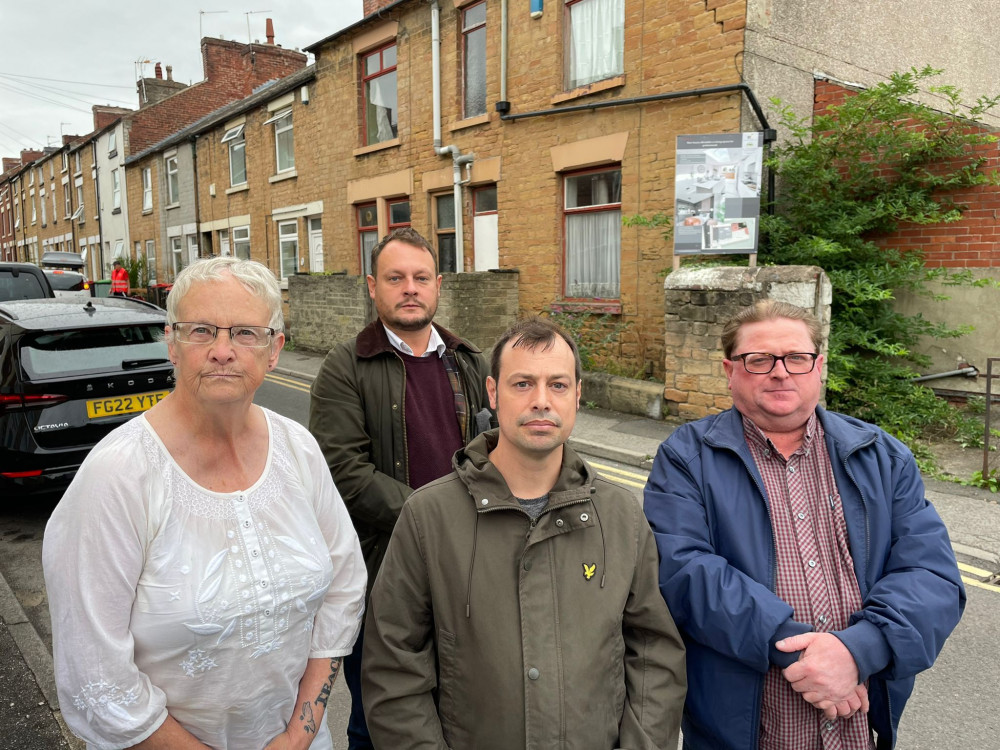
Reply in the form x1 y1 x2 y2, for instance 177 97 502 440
839 453 871 587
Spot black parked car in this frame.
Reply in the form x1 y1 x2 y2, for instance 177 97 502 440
0 262 55 301
0 297 174 498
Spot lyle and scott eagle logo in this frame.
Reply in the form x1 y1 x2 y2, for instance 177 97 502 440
582 563 597 581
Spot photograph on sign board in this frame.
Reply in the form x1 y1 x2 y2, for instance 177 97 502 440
674 133 763 255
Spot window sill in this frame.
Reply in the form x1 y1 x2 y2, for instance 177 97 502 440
353 138 400 157
551 300 622 315
447 113 490 132
111 208 121 215
269 170 297 184
165 203 180 211
226 183 250 195
142 209 153 216
551 74 626 105
108 150 118 159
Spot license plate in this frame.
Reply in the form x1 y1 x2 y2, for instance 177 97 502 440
86 390 170 419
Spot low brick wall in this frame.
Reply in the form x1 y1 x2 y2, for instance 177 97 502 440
662 265 832 420
288 269 519 353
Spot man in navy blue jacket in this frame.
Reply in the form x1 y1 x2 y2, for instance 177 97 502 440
644 300 964 750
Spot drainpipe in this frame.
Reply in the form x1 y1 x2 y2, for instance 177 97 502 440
431 0 474 271
911 366 979 382
499 0 508 107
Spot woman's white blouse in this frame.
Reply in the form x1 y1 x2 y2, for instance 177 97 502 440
43 409 367 750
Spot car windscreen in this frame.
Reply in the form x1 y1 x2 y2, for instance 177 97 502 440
0 271 47 301
19 324 169 379
45 272 87 292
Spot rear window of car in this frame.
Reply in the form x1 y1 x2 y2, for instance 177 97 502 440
19 324 168 379
45 272 87 292
0 271 47 301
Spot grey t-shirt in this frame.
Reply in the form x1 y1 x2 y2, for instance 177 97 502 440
516 494 549 521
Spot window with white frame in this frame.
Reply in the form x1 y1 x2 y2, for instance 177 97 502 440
435 194 457 273
51 189 57 222
40 190 46 225
463 3 487 118
146 240 157 284
361 43 398 145
233 225 250 260
30 191 36 223
222 124 247 185
142 168 152 211
564 0 624 89
473 184 499 271
63 183 71 218
165 155 179 204
107 130 117 155
357 203 378 276
74 151 81 174
75 181 84 222
278 220 299 279
171 236 184 278
61 152 68 172
111 168 121 210
563 167 621 299
264 110 294 173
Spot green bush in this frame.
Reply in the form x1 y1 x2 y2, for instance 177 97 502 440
762 67 1000 458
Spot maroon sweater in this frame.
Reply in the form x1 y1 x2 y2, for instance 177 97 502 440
398 351 464 490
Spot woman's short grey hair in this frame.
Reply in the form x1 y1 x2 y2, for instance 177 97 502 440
166 256 283 335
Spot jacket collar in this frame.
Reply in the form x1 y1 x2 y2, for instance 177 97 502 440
354 319 481 359
705 405 879 456
454 429 594 511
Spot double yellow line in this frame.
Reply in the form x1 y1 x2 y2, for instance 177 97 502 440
589 460 648 489
958 561 1000 594
265 373 312 393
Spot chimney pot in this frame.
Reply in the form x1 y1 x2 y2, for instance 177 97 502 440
266 18 275 45
154 62 162 79
166 65 173 81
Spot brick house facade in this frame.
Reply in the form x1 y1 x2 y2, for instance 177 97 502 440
290 0 750 378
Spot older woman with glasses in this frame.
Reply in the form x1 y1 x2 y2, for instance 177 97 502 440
44 256 366 750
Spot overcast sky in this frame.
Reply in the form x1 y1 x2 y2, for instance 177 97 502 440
0 1 363 158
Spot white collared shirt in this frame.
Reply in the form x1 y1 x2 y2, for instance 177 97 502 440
383 322 447 358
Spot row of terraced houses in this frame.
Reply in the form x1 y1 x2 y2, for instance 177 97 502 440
2 0 998 387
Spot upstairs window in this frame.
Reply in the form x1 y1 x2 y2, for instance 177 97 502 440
165 155 179 204
233 226 251 260
263 110 294 173
222 124 247 185
563 167 621 299
107 130 117 156
565 0 624 89
63 183 71 218
362 43 398 145
462 3 487 118
111 169 121 210
142 168 152 211
74 151 81 174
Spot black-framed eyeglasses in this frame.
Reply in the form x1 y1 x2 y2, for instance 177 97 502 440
731 352 818 374
171 322 275 348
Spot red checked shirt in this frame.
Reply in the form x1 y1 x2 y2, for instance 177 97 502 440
743 413 874 750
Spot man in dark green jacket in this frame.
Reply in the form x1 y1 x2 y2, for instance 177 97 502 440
363 317 686 749
309 227 492 750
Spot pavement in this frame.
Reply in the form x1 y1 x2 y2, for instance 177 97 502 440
4 345 1000 747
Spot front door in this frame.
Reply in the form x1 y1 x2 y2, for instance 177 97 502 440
308 217 323 273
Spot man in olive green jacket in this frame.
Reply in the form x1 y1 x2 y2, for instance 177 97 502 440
309 228 492 750
363 318 686 749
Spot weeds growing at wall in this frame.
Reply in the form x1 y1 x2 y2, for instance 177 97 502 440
763 66 1000 467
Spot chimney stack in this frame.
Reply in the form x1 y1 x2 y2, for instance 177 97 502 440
266 18 275 45
166 65 173 81
154 62 162 79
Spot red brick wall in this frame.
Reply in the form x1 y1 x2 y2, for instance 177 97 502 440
363 0 396 16
814 79 1000 269
126 39 307 156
